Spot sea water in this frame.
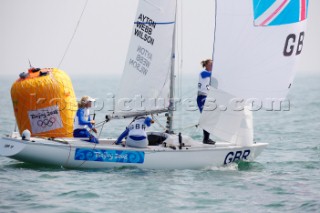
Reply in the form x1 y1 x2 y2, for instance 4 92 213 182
0 73 319 213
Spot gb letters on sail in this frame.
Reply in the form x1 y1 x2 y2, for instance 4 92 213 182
199 0 309 145
115 0 176 117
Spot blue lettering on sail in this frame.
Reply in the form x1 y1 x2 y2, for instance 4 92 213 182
75 148 145 164
253 0 309 26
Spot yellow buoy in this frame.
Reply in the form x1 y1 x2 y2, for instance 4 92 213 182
11 68 77 138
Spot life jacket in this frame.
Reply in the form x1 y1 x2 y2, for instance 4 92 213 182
73 108 91 130
128 117 147 140
198 70 212 96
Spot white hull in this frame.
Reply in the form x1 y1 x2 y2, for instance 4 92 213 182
0 132 267 169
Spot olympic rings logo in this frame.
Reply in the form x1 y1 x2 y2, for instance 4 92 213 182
37 117 56 128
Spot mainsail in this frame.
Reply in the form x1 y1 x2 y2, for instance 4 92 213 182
199 0 309 145
115 0 176 116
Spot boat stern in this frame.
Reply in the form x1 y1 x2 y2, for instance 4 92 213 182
0 135 27 157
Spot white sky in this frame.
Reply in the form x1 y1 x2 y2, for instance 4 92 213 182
0 0 319 79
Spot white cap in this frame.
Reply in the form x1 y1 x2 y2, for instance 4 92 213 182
87 97 95 102
80 96 95 105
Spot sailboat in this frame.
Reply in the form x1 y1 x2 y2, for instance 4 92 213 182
0 0 308 169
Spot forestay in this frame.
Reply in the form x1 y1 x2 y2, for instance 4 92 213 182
115 0 176 115
200 0 309 145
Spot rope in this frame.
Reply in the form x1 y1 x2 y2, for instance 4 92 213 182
58 0 89 68
178 0 184 101
78 142 97 168
151 115 166 131
98 121 106 138
63 141 73 167
173 123 199 132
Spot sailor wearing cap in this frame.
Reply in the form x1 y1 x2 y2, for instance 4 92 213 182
73 96 99 143
115 116 154 148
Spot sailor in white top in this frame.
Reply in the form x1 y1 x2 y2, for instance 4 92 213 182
197 59 215 145
116 116 154 148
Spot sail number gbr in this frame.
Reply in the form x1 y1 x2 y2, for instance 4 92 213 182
283 32 305 57
224 150 250 164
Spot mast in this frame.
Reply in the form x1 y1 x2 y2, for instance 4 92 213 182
166 1 177 134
